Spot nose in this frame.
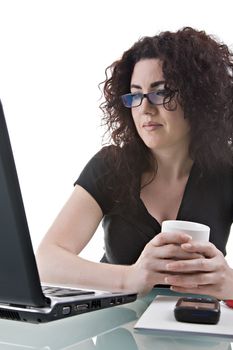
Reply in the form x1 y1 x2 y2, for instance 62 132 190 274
140 95 158 114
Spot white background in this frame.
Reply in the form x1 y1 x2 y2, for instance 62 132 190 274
0 0 232 264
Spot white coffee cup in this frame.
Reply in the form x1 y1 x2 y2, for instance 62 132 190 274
161 220 210 241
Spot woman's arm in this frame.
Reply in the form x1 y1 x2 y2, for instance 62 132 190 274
36 185 132 292
36 185 199 295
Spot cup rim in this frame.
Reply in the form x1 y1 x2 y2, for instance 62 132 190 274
161 220 210 232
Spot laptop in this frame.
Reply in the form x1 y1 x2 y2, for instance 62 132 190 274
0 100 137 323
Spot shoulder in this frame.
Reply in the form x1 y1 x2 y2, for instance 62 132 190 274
74 145 122 214
194 162 233 179
84 145 121 175
191 163 233 200
74 146 116 183
194 163 233 196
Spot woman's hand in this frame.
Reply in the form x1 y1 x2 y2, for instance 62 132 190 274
126 232 201 296
164 241 233 300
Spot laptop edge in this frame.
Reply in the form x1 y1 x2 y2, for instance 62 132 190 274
0 100 137 323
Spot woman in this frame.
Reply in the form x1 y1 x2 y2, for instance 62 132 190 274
36 27 233 299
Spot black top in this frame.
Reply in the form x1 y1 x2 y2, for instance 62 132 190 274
75 147 233 264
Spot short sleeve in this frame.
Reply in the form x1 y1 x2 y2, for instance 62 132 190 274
74 148 114 214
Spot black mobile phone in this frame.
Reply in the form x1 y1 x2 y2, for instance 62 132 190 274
174 296 220 324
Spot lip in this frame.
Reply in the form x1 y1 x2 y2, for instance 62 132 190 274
143 122 163 131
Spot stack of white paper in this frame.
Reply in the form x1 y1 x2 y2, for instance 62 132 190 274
134 295 233 338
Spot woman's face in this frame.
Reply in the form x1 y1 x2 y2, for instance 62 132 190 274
130 58 190 155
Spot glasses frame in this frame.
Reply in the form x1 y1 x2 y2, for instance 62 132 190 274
121 90 169 108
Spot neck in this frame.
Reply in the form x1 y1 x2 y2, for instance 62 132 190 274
152 144 193 181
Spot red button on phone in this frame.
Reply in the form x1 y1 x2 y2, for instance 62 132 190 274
224 300 233 308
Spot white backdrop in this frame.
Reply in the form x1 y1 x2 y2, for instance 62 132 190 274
0 0 232 264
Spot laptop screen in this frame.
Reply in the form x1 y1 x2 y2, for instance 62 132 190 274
0 101 46 307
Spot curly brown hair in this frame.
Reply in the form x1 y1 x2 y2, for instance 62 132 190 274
99 27 233 205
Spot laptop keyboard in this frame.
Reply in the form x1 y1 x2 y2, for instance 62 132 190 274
42 285 95 298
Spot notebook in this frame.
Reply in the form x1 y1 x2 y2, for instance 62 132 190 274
134 295 233 338
0 100 137 323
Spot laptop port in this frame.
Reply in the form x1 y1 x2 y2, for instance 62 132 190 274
75 303 90 311
110 298 116 306
62 306 71 315
116 297 123 304
91 300 101 308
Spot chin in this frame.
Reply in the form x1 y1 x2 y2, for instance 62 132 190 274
143 140 163 150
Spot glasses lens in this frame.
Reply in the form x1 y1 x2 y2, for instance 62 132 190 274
147 91 165 105
121 93 142 108
121 94 133 108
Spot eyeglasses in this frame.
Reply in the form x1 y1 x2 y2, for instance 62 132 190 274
121 89 170 108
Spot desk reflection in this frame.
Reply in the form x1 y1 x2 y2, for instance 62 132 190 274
0 305 138 350
0 322 231 350
57 327 232 350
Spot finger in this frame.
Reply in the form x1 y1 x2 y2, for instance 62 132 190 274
170 277 227 300
165 256 217 273
165 272 217 287
170 285 215 295
140 257 194 273
181 241 218 258
148 244 203 260
154 272 173 286
152 232 192 247
138 256 174 272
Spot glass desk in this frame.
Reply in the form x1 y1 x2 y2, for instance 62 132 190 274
0 289 232 350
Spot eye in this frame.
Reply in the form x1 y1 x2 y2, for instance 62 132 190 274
131 93 143 101
156 89 169 96
130 92 141 97
121 92 143 108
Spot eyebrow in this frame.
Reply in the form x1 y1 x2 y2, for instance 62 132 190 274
130 80 165 90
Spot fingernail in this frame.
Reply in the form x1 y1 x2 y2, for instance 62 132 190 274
182 243 192 248
166 263 175 270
